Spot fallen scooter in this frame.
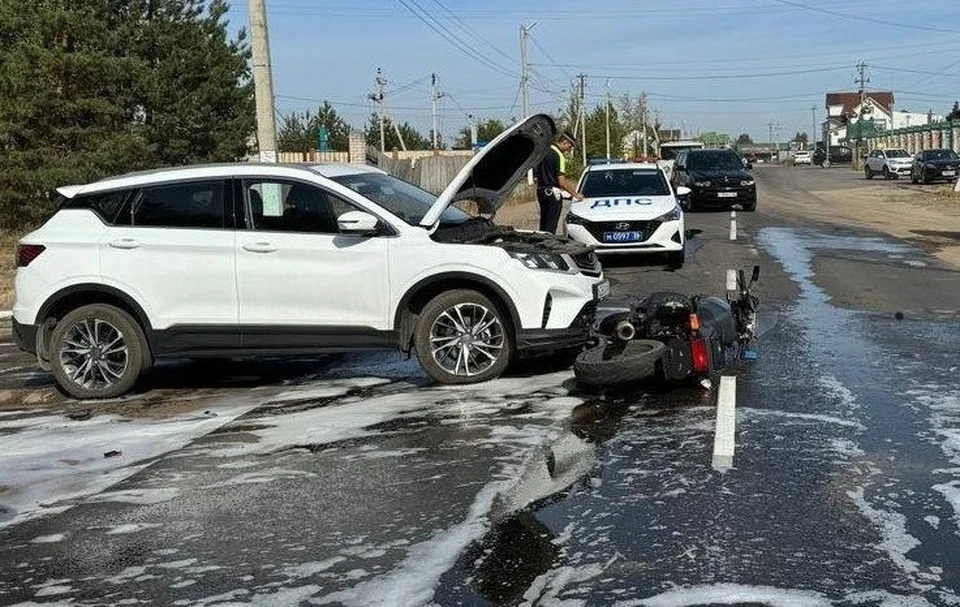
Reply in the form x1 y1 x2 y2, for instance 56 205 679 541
574 266 760 387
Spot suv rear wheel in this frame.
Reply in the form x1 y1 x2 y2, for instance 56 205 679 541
414 289 513 384
49 304 148 399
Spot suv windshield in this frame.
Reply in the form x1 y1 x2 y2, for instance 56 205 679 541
686 150 744 171
886 149 910 158
581 169 670 197
925 149 959 160
331 172 468 226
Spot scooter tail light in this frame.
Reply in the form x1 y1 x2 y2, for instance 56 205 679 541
691 337 709 374
689 313 700 331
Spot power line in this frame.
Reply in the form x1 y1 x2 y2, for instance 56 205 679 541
767 0 960 34
427 0 516 65
394 0 518 78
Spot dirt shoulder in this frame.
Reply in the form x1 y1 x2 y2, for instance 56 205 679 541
756 166 960 268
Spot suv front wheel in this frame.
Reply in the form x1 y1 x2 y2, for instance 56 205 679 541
414 289 513 384
49 304 148 399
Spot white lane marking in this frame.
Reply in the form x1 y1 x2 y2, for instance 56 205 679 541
729 218 737 240
712 376 737 471
731 210 737 219
726 269 738 292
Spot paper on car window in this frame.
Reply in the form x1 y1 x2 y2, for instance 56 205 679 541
261 182 283 217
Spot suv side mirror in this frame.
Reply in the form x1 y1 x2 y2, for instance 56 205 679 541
743 159 753 169
338 211 380 235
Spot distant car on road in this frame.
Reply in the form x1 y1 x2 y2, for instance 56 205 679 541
792 150 812 165
813 145 852 166
865 148 912 180
671 148 756 212
910 149 960 184
566 162 688 268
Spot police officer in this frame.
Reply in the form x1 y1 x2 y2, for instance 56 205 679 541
535 131 583 234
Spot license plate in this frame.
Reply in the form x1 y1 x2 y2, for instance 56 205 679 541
602 231 643 243
593 280 610 300
944 170 956 177
717 192 738 198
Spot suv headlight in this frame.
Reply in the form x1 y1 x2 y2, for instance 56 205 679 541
740 179 755 186
508 251 571 271
653 205 682 222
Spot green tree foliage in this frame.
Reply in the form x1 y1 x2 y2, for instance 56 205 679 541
364 113 430 151
278 100 352 153
947 101 960 121
617 93 658 158
735 133 754 147
453 118 506 149
791 131 808 146
698 132 731 147
0 0 254 229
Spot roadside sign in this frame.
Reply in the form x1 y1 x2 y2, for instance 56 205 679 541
318 126 329 152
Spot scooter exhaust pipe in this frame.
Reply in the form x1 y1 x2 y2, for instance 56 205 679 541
614 320 636 341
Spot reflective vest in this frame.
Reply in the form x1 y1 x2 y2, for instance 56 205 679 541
551 144 567 175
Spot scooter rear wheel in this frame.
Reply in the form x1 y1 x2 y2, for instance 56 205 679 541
574 339 667 387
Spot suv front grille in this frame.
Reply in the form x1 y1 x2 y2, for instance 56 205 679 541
572 251 602 277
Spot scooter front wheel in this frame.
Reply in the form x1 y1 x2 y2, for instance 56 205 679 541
574 339 667 387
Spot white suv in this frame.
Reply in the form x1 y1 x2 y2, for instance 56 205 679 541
13 115 607 399
865 148 912 179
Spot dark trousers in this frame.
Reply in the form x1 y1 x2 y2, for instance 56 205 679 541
537 192 562 233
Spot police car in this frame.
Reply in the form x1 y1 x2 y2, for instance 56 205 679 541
565 162 690 267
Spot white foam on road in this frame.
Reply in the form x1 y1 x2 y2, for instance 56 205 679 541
0 400 262 528
204 371 578 458
615 583 832 606
848 486 921 574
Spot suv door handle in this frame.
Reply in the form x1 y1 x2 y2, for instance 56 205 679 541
108 238 141 250
242 242 277 253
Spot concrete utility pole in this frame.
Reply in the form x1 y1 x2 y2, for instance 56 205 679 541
769 121 774 160
577 73 587 165
855 61 870 170
811 106 817 150
640 93 649 157
248 0 277 162
368 68 387 153
519 23 536 120
431 73 445 151
604 80 611 160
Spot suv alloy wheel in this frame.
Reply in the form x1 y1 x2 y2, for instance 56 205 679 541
414 289 514 384
49 304 148 399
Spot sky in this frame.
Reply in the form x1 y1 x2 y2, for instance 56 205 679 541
224 0 960 145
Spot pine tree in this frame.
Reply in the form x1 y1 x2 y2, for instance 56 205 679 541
278 101 351 153
0 0 254 229
364 114 429 151
0 1 151 227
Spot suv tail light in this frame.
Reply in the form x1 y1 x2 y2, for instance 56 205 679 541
16 244 46 267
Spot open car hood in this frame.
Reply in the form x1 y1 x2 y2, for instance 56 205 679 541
419 114 557 228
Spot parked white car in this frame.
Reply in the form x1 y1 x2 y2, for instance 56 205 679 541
13 114 607 399
565 162 688 268
865 148 912 179
792 150 812 165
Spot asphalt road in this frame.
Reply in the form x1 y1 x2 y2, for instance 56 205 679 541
3 166 960 606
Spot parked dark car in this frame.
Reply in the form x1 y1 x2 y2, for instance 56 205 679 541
911 149 960 184
813 145 853 166
671 149 756 211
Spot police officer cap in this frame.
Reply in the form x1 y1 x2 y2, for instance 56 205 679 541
559 131 577 145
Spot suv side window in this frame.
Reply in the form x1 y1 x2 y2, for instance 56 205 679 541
242 179 358 234
63 189 132 225
131 180 227 229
